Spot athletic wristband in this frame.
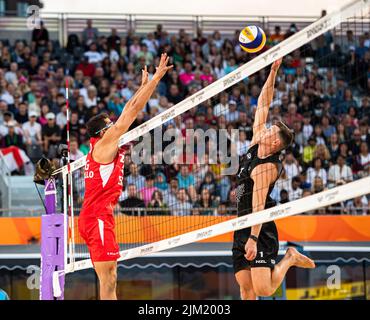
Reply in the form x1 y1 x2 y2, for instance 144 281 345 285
249 235 258 242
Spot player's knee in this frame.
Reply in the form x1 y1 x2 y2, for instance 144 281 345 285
253 285 273 297
240 286 256 300
99 266 117 289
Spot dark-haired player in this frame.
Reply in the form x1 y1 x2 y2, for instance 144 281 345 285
233 58 315 300
79 54 172 300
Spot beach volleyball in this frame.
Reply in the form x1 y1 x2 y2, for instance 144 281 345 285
239 25 266 53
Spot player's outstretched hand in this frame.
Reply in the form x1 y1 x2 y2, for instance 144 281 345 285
271 58 282 72
141 65 149 86
153 53 173 81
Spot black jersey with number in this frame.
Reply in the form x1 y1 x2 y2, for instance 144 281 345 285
232 144 282 272
235 144 282 218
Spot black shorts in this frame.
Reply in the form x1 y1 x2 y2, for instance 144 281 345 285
232 221 279 273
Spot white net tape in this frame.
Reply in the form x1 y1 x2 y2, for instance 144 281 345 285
62 0 370 273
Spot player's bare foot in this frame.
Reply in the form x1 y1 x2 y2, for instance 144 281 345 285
286 247 315 268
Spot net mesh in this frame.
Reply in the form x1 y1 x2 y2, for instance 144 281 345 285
63 1 370 267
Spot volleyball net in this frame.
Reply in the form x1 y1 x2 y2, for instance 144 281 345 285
52 0 370 277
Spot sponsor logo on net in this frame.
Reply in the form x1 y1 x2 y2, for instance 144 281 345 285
140 244 156 255
317 190 339 203
167 236 181 246
263 45 281 62
196 229 213 240
161 109 176 123
223 71 242 88
190 90 205 105
269 206 292 219
306 19 331 40
232 216 248 229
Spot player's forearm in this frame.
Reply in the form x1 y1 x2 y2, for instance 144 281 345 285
116 77 159 130
129 77 159 114
251 203 265 237
258 68 277 109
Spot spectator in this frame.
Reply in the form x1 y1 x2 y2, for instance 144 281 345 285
163 178 179 208
289 176 303 201
225 100 239 123
312 176 325 194
236 129 250 156
352 141 370 178
76 56 96 78
306 158 328 188
284 103 303 127
84 43 104 64
328 155 353 188
129 37 141 60
22 111 42 162
348 128 363 156
173 188 193 216
14 102 29 124
313 144 331 170
193 188 218 216
126 163 146 191
120 79 135 101
285 23 298 39
140 175 157 206
84 85 98 109
345 196 369 215
279 189 289 204
321 115 336 139
107 28 121 52
4 62 18 85
147 190 168 215
1 120 24 149
82 19 99 46
142 32 158 55
270 26 285 45
213 92 229 116
283 150 301 179
271 168 290 202
328 133 340 160
56 104 67 129
177 165 195 189
119 184 146 216
31 20 49 50
167 84 183 105
154 172 168 191
135 44 153 66
199 171 217 197
179 62 195 86
69 137 84 161
42 112 61 159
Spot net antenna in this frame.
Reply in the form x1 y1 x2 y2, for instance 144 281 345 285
49 0 369 275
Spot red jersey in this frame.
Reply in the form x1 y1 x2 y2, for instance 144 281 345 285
80 137 125 217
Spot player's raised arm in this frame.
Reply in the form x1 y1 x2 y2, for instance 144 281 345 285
252 58 282 136
94 53 172 162
107 53 172 141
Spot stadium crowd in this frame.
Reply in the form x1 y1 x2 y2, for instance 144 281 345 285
0 19 369 215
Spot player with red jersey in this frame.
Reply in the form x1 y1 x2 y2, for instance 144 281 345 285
79 54 172 300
